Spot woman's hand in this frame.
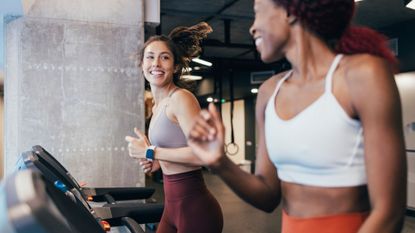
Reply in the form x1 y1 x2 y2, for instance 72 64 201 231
138 159 161 174
125 128 150 159
188 103 226 169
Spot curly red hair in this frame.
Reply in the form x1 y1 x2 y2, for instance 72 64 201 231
272 0 398 71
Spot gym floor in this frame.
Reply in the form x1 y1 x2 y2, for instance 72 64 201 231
145 170 415 233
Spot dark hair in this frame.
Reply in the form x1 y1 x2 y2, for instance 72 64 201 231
272 0 398 71
139 22 213 90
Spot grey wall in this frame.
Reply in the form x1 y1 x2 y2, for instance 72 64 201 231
4 0 146 188
0 95 3 179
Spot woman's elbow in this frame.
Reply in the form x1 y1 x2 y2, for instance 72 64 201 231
255 198 280 213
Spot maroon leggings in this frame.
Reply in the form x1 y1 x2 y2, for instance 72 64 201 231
156 169 223 233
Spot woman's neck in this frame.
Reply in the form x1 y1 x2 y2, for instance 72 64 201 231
151 84 177 105
285 27 336 82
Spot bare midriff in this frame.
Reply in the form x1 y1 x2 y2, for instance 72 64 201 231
281 181 370 217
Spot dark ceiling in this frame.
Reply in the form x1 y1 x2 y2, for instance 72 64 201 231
151 0 415 102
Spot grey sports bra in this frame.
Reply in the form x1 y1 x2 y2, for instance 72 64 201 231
148 89 187 148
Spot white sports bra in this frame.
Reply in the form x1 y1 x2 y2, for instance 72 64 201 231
265 54 367 187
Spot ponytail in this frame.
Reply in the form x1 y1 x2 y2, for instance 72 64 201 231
336 26 399 72
168 22 213 60
168 22 212 90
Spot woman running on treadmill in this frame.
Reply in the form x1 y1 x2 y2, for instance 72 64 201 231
125 22 223 233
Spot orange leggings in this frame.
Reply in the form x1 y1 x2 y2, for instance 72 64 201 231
282 209 369 233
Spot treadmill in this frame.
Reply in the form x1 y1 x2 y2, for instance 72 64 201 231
27 145 155 204
0 169 111 233
17 147 164 230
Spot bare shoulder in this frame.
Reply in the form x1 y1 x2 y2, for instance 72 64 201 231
168 88 201 120
257 71 289 106
341 54 394 87
341 54 398 113
170 88 199 105
256 71 290 119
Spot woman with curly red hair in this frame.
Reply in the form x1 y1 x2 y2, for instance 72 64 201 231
188 0 407 232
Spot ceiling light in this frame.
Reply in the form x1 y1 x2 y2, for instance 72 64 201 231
207 97 213 102
192 58 212 67
406 0 415 9
181 75 202 80
251 88 258 94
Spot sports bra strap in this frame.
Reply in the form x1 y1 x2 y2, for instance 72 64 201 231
272 54 343 97
325 54 344 93
272 70 293 97
168 87 179 97
165 87 179 108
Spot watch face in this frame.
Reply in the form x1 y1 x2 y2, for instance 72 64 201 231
146 148 154 161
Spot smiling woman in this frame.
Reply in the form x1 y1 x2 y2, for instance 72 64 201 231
187 0 407 233
125 22 224 233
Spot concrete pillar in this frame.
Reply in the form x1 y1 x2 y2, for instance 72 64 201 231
0 72 3 179
4 0 146 188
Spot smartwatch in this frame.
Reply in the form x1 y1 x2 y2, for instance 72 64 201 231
145 145 156 161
